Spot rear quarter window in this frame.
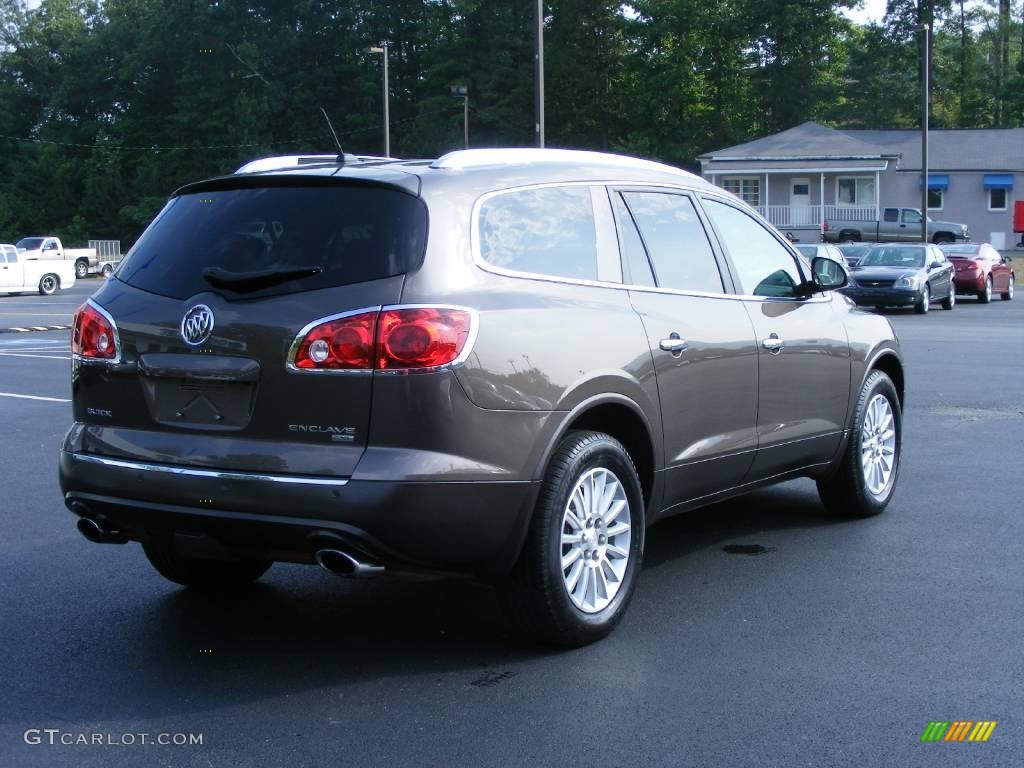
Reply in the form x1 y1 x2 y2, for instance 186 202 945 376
116 182 428 301
477 186 598 280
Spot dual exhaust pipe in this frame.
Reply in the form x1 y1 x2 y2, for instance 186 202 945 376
315 548 385 578
76 517 128 545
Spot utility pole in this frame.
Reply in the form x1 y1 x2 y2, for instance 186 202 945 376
369 42 390 157
920 22 929 243
534 0 545 148
451 85 469 149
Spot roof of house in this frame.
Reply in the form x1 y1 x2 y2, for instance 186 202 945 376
700 121 1024 172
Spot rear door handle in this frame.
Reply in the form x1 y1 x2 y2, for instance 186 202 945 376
762 334 785 353
659 334 688 353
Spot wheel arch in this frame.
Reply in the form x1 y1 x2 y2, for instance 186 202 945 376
865 348 905 409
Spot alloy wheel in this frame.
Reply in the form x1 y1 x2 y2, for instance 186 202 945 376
560 467 631 614
861 394 897 497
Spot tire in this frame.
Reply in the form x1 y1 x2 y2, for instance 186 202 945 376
932 235 954 245
817 370 902 518
838 230 860 242
1001 277 1014 301
38 274 59 296
503 431 645 647
75 259 89 280
142 541 271 590
101 264 113 278
914 284 930 314
979 276 992 304
941 285 955 310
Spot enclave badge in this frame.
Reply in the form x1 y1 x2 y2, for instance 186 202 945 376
181 304 215 346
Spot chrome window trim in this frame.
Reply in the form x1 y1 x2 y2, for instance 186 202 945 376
591 185 623 283
286 303 480 376
72 298 123 365
469 181 829 304
70 453 350 487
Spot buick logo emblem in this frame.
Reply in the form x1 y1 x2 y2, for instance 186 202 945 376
181 304 215 346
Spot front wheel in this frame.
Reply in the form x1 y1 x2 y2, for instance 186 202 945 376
1001 278 1014 301
817 370 902 518
143 542 272 590
915 284 930 314
503 431 645 647
38 274 58 296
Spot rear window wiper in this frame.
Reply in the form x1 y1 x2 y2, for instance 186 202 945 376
201 265 322 293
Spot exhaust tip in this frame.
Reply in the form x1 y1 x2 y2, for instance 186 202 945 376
76 517 128 545
315 548 384 578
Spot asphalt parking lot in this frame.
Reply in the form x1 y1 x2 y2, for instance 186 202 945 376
0 282 1020 767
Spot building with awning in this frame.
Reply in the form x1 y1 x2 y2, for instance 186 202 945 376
699 122 1024 248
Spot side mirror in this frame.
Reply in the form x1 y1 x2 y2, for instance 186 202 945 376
930 261 942 269
808 256 848 292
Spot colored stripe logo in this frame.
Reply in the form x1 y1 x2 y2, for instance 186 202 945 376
921 721 997 742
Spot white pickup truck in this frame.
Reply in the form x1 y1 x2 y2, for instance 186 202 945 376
14 236 121 279
1 243 76 295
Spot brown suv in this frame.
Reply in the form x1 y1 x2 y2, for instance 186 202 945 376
60 149 905 646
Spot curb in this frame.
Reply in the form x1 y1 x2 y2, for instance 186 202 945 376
0 324 71 335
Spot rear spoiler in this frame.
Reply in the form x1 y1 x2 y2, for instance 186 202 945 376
173 168 421 198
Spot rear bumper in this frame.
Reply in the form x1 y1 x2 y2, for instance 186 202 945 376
59 450 538 575
953 273 984 293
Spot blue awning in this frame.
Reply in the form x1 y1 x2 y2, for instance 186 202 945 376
918 174 949 190
983 174 1013 189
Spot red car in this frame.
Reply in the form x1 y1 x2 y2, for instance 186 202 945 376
940 242 1015 303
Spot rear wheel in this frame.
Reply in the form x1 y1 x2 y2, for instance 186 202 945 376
101 264 113 278
915 284 930 314
817 370 902 518
75 259 89 280
1001 278 1014 301
941 286 956 310
979 276 992 304
503 431 645 647
142 542 271 590
38 274 58 296
838 230 860 242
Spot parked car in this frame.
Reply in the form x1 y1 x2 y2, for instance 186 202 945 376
822 207 969 244
940 242 1014 303
15 236 121 279
836 243 872 268
1 242 76 295
846 243 956 313
60 149 906 646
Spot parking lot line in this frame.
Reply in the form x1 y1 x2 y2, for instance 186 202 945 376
0 392 70 403
0 352 71 360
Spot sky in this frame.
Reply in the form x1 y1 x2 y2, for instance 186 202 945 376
842 0 889 25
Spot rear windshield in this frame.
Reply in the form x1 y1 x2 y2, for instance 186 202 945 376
116 183 428 300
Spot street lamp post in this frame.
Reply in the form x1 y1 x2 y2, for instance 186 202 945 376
451 85 469 149
918 23 930 243
534 0 545 148
368 42 390 157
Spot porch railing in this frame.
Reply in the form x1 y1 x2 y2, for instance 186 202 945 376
753 205 878 228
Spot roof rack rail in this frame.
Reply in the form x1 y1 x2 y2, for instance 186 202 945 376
429 148 687 175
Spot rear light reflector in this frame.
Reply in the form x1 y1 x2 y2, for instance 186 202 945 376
292 311 377 370
290 306 473 372
72 302 118 360
377 307 473 370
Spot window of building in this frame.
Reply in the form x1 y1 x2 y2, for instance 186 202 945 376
988 188 1007 211
478 186 598 280
837 177 876 207
927 189 943 211
721 177 761 208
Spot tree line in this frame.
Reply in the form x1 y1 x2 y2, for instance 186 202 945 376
0 0 1021 246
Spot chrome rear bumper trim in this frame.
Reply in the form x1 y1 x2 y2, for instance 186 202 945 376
69 453 350 487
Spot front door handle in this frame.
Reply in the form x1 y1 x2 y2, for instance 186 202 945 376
762 334 785 353
659 334 688 354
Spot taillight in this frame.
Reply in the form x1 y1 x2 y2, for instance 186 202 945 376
290 306 473 372
377 307 473 370
292 311 377 370
823 219 830 232
72 302 118 361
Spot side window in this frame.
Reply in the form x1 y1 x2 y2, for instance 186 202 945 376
902 209 922 224
702 198 804 298
611 193 655 287
478 186 598 280
6 248 16 263
621 192 724 293
883 208 899 222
